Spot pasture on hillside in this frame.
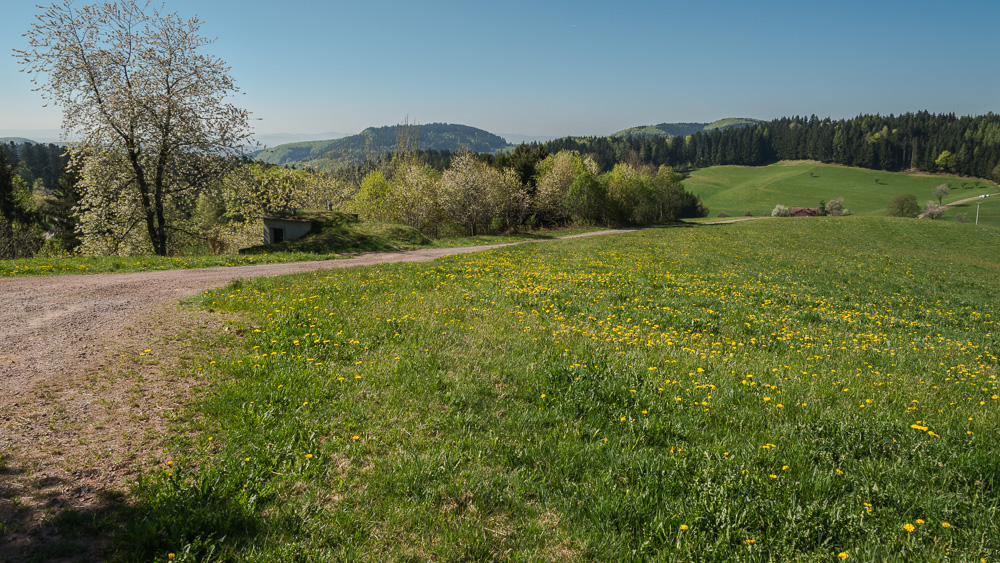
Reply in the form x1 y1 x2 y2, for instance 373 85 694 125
685 161 1000 220
123 217 999 562
948 194 1000 228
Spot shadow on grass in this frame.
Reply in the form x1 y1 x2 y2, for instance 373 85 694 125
0 459 264 563
0 462 121 563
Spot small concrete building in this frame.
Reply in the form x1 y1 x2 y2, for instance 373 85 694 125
261 216 314 244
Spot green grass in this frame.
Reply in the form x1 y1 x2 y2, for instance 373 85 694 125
0 219 605 278
685 161 1000 219
946 194 1000 228
114 217 1000 562
0 252 338 278
427 225 609 248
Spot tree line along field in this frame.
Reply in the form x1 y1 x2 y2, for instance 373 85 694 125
684 161 1000 222
116 217 999 562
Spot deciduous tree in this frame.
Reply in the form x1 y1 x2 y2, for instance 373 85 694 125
17 0 253 255
933 183 949 205
824 197 845 216
887 193 920 218
922 201 946 220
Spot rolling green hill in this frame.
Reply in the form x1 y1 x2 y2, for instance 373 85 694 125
254 123 511 170
684 161 1000 223
613 117 762 138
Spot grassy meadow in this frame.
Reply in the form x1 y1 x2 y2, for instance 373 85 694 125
685 161 1000 221
116 217 1000 562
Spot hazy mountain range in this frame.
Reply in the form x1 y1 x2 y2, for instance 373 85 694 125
4 118 762 171
252 118 760 170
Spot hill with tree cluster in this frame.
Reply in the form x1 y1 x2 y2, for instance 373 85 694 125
613 118 763 138
254 123 510 170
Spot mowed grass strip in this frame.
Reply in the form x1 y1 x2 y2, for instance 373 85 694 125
685 161 1000 221
122 217 999 562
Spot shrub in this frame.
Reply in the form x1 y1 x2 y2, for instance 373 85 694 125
716 212 731 218
771 204 790 217
824 197 845 216
887 194 920 218
923 201 946 220
955 213 969 223
744 211 753 217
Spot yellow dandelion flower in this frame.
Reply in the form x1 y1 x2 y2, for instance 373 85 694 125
903 523 915 532
680 524 689 530
838 553 849 560
941 522 951 528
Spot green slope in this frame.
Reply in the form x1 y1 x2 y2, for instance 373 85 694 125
613 117 762 137
684 161 1000 223
703 117 763 130
254 123 511 170
614 122 709 138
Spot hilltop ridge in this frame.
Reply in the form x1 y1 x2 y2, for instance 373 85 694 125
613 118 763 137
253 123 510 170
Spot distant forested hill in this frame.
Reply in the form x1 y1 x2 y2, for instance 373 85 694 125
614 118 763 137
545 113 1000 180
1 140 68 189
254 123 511 170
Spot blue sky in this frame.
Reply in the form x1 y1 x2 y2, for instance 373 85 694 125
2 0 998 141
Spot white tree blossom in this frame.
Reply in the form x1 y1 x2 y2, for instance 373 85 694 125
17 0 253 255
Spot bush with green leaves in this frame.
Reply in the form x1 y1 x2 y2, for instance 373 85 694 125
887 193 920 218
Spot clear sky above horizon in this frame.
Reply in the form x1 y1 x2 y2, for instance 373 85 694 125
2 0 998 140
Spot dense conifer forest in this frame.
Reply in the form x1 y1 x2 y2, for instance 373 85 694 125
542 112 1000 178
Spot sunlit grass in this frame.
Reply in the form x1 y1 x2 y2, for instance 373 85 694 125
0 251 340 278
686 161 1000 219
120 217 999 561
